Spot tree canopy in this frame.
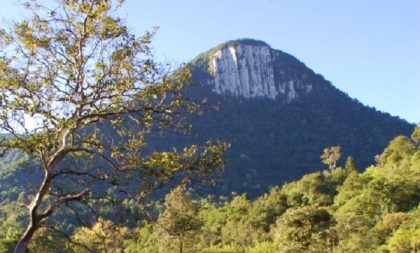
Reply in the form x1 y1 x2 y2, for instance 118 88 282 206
0 1 227 252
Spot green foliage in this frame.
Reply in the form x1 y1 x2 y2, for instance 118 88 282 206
388 227 420 253
0 240 14 253
28 228 68 253
155 185 201 253
198 194 256 249
199 245 241 253
0 0 228 251
282 168 349 207
244 242 277 253
345 156 358 172
321 146 342 170
70 218 128 253
2 129 419 252
190 131 419 252
111 131 417 252
0 224 20 253
378 136 416 167
247 188 288 235
411 126 420 146
123 224 159 253
333 133 420 252
271 206 336 252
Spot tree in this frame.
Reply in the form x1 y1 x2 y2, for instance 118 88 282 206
155 185 201 253
123 223 160 253
387 227 420 253
320 146 341 170
411 126 420 146
271 206 336 252
28 227 68 253
70 217 128 253
344 156 357 172
377 136 415 166
0 1 228 252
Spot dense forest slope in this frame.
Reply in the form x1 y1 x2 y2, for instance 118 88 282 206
172 39 414 196
2 128 419 253
126 129 419 253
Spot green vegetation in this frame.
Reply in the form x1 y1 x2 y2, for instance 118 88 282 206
186 42 414 197
0 0 227 252
0 0 417 252
1 127 419 252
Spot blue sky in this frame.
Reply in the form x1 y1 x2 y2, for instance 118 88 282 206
1 0 419 123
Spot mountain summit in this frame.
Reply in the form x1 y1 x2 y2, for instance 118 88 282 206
182 39 414 196
202 39 313 102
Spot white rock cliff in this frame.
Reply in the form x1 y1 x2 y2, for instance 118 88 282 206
208 43 313 102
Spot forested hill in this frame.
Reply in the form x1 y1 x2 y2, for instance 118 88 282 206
124 128 420 253
0 39 415 200
167 38 414 196
2 126 419 252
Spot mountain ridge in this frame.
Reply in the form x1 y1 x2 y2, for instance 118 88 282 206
181 38 415 196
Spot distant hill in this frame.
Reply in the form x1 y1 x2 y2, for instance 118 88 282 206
169 38 414 196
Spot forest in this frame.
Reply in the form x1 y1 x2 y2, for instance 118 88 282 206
1 128 419 252
0 1 418 252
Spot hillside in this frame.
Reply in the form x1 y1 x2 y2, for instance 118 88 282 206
178 39 414 196
3 128 418 252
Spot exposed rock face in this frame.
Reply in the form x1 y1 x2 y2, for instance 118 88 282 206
207 41 313 102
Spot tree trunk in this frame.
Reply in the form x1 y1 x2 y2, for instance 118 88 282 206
14 169 52 253
14 222 38 253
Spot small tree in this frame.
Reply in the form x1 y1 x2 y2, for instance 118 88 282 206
271 206 336 252
155 185 201 253
411 126 420 147
321 146 341 170
345 156 357 172
0 1 228 252
70 217 128 253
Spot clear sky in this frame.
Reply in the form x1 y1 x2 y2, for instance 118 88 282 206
1 0 419 123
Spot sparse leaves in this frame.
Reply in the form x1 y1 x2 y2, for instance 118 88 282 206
321 146 341 170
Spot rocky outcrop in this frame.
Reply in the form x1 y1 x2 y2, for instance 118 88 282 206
207 40 313 102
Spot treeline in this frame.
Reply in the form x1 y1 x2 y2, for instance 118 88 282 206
1 128 420 253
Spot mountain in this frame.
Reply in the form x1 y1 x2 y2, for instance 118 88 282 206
168 38 414 196
0 39 415 199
